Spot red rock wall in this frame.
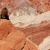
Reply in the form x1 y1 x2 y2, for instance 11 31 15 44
17 21 50 45
0 19 38 50
0 0 50 14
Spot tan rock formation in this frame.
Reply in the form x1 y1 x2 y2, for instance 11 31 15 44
0 19 12 39
0 19 38 50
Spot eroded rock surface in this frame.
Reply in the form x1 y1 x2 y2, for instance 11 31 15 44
17 20 50 45
0 19 38 50
0 0 50 14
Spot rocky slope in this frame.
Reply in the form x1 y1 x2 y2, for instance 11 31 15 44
0 0 50 50
0 19 38 50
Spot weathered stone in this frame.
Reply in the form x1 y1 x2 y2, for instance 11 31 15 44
0 19 12 39
17 20 50 45
0 0 50 14
0 40 14 50
0 20 38 50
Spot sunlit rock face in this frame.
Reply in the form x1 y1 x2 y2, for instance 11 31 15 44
16 20 50 50
0 0 50 50
0 19 38 50
9 6 50 50
10 11 50 28
26 0 50 13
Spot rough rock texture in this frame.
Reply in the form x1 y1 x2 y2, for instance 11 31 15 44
26 0 50 13
0 19 12 39
0 19 38 50
0 0 50 14
10 11 50 28
17 20 50 45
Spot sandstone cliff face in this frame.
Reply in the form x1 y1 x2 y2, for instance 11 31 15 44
0 19 38 50
17 20 50 45
26 0 50 13
10 11 50 28
0 0 50 14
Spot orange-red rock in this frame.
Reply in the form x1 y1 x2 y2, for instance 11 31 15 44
0 40 14 50
0 0 50 14
14 39 26 50
0 20 38 50
17 20 50 45
0 19 12 39
6 30 25 43
14 39 38 50
22 39 38 50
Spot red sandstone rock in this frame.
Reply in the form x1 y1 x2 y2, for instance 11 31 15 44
14 39 38 50
0 40 14 50
6 30 25 43
26 0 50 13
17 20 50 45
22 39 38 50
0 19 12 39
0 20 38 50
14 39 26 50
0 0 50 14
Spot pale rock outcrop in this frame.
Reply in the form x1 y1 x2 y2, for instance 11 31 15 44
17 20 50 45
